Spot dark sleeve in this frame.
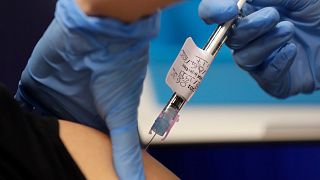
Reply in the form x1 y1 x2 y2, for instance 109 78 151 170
0 83 86 180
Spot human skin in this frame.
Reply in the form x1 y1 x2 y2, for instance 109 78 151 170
59 120 179 180
76 0 179 22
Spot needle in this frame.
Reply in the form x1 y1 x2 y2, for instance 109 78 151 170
145 134 157 150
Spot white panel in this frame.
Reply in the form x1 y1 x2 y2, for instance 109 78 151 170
138 73 320 145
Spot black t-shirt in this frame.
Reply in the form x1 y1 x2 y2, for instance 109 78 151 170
0 83 86 180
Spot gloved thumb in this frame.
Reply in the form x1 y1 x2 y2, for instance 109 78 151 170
110 121 144 180
198 0 238 24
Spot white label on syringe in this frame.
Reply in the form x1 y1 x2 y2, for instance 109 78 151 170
166 37 214 101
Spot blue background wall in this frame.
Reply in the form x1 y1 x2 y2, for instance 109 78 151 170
148 2 320 178
1 0 320 179
150 0 320 105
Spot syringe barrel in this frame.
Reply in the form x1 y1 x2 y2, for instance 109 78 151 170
150 0 247 137
204 0 246 54
203 20 234 55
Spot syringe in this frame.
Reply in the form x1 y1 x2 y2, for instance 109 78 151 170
146 0 247 148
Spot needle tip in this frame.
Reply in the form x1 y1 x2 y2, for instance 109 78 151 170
145 134 157 150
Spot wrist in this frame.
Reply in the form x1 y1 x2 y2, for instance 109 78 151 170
76 0 178 23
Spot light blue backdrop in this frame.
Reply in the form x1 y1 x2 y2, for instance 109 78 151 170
149 0 320 105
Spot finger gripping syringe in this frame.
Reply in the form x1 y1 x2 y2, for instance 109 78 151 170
146 0 247 147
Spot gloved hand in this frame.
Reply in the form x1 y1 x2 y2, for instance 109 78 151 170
199 0 320 98
16 0 159 179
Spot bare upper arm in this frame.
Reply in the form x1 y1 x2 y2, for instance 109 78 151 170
58 120 179 180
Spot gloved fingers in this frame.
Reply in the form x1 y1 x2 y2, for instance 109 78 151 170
252 43 297 83
110 121 144 179
198 0 239 24
233 21 295 71
227 7 280 50
251 43 297 98
241 3 260 16
249 0 307 11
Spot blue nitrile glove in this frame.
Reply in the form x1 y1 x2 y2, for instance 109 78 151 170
16 0 159 179
199 0 320 98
